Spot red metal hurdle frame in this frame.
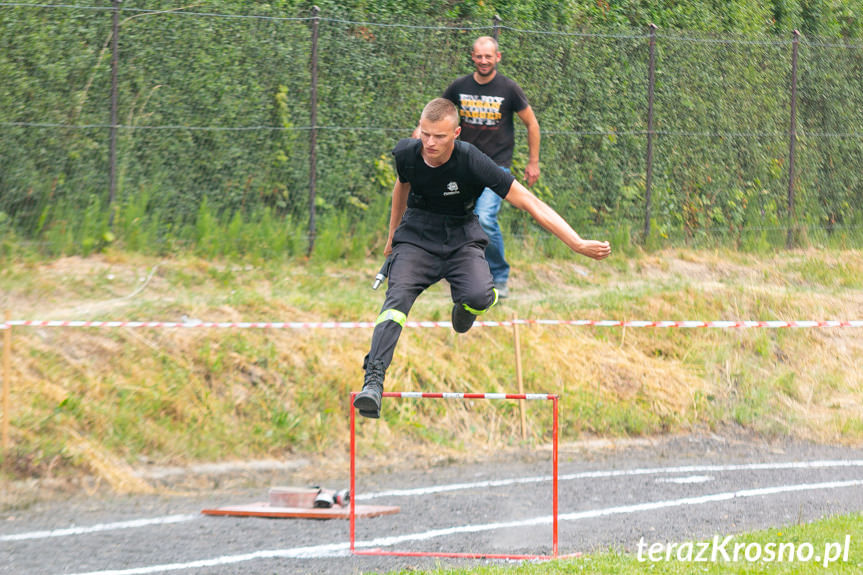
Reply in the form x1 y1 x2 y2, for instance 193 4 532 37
350 391 568 561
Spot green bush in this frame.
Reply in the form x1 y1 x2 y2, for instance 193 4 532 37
3 1 863 258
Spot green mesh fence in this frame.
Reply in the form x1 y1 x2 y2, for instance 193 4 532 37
796 38 863 239
312 16 483 214
651 33 791 247
113 9 311 227
2 3 863 253
0 5 111 236
501 25 648 236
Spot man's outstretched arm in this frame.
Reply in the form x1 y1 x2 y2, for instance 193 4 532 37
504 180 611 260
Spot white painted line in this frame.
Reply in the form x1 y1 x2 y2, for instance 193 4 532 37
357 459 863 500
656 475 714 484
557 479 863 521
0 514 198 542
58 478 863 575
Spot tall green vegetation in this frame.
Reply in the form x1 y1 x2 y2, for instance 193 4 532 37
2 1 863 258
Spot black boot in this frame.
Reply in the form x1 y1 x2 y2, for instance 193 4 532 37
353 360 386 419
451 303 477 334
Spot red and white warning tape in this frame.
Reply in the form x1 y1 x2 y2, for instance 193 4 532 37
2 319 863 329
529 320 863 328
4 320 375 329
382 392 554 400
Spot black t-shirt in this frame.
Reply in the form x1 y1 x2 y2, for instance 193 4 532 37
392 139 515 216
442 73 530 167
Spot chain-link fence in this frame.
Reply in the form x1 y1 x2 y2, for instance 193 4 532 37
2 2 863 254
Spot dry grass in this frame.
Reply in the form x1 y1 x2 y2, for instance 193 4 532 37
1 248 863 494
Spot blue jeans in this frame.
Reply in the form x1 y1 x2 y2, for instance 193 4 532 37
474 166 510 286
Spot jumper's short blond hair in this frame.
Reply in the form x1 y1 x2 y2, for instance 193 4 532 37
420 98 459 127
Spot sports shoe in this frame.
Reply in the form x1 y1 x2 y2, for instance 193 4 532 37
451 303 477 334
494 283 509 298
353 361 385 418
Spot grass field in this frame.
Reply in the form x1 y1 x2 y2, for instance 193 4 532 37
0 246 862 494
382 512 863 574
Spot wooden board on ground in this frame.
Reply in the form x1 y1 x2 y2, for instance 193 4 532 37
201 502 400 519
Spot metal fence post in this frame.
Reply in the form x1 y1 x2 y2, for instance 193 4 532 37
307 6 321 256
2 310 10 451
643 23 657 243
493 14 501 41
108 0 121 227
786 29 800 249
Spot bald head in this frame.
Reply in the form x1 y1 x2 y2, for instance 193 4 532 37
472 36 499 54
470 36 501 82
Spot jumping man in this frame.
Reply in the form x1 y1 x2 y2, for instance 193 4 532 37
354 98 610 419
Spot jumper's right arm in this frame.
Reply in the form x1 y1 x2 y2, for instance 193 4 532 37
384 180 410 256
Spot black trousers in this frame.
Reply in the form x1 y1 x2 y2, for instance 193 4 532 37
363 209 497 371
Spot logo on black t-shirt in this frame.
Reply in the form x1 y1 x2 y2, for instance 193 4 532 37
443 181 460 196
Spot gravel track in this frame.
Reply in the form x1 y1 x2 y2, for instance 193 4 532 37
3 434 863 574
